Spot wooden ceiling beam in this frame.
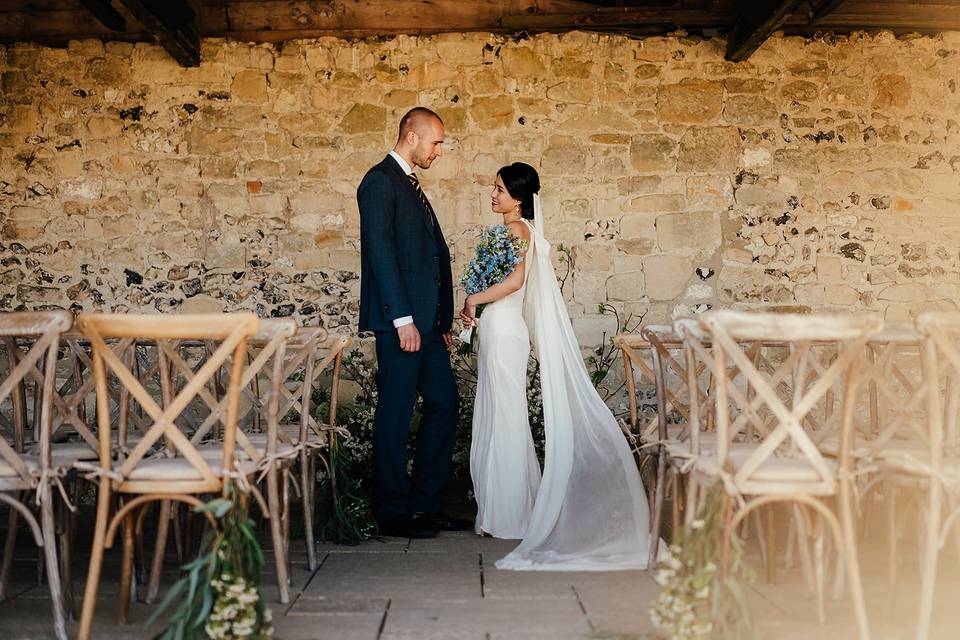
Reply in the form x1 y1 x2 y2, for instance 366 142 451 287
807 0 846 25
77 0 127 32
725 0 804 61
786 2 960 31
117 0 200 66
3 0 960 48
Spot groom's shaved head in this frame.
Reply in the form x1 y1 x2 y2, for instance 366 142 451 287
397 107 443 141
395 106 445 171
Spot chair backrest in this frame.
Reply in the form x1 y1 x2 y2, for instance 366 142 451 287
283 331 351 447
857 323 925 451
700 310 881 494
77 313 258 489
219 318 298 461
615 326 676 440
916 312 960 460
0 311 72 489
638 324 704 443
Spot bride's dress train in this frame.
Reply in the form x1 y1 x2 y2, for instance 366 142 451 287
472 205 652 571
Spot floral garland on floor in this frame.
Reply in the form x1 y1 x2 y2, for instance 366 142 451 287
149 482 273 640
650 484 756 640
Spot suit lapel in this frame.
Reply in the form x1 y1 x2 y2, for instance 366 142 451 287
382 155 437 241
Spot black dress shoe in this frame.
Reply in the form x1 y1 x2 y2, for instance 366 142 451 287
378 514 438 539
427 512 474 531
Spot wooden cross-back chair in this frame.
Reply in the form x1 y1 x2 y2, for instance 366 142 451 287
75 312 259 640
874 312 960 640
692 310 880 640
249 328 351 571
0 311 73 640
137 319 298 604
243 329 351 568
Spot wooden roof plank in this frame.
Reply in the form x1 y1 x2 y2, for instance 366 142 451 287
117 0 200 66
725 0 806 61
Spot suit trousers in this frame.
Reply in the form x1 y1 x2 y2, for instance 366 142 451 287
373 326 460 521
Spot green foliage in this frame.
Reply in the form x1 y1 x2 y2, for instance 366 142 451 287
149 484 273 640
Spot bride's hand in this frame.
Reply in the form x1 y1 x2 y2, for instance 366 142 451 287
460 298 477 328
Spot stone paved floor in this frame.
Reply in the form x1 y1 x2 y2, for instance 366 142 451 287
3 512 960 638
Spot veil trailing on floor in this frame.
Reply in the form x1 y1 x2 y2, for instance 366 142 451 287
495 194 652 571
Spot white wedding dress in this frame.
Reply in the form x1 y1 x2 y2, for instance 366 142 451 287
470 219 541 538
471 199 653 571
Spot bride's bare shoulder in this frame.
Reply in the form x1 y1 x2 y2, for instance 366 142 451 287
506 220 531 242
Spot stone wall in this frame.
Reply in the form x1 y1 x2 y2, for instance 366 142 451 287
2 30 960 343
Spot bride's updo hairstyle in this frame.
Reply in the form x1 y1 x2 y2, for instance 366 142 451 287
497 162 540 221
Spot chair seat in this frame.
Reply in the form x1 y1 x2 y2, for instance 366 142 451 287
817 433 873 459
196 441 297 461
117 456 256 481
662 433 754 464
874 441 960 480
0 455 39 478
697 447 838 484
29 437 149 468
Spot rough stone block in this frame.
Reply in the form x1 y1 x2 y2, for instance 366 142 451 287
629 134 676 172
642 254 692 301
656 79 723 123
606 271 645 301
656 211 721 254
677 127 741 172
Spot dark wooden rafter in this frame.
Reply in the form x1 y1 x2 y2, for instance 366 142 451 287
725 0 805 61
807 0 846 25
77 0 126 32
117 0 200 66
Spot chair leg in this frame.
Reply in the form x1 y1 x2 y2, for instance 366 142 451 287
886 482 899 617
671 473 682 539
40 491 67 640
917 478 943 640
77 482 111 640
766 505 777 584
0 502 18 599
752 509 768 572
146 499 171 603
282 468 292 580
301 448 317 571
812 514 826 625
267 464 290 604
118 512 135 625
648 448 667 567
793 504 815 595
839 476 871 640
172 503 185 565
57 493 76 619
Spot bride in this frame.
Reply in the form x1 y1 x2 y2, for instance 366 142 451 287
460 163 653 570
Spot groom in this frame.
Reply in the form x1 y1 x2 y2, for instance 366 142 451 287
357 107 469 538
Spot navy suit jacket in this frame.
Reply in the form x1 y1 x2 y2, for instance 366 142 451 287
357 155 454 334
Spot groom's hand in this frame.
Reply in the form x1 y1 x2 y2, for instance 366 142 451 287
443 333 453 349
397 323 421 352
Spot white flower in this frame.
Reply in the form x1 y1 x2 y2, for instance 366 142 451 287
690 519 704 530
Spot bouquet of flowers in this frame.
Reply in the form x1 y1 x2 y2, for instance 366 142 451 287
457 224 528 353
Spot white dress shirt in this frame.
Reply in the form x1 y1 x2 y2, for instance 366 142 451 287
387 150 414 329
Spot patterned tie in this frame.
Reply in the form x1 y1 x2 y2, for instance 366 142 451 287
407 172 436 230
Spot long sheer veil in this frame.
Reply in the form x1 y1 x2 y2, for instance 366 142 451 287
495 194 652 571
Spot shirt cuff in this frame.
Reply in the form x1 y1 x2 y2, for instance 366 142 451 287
392 316 414 328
